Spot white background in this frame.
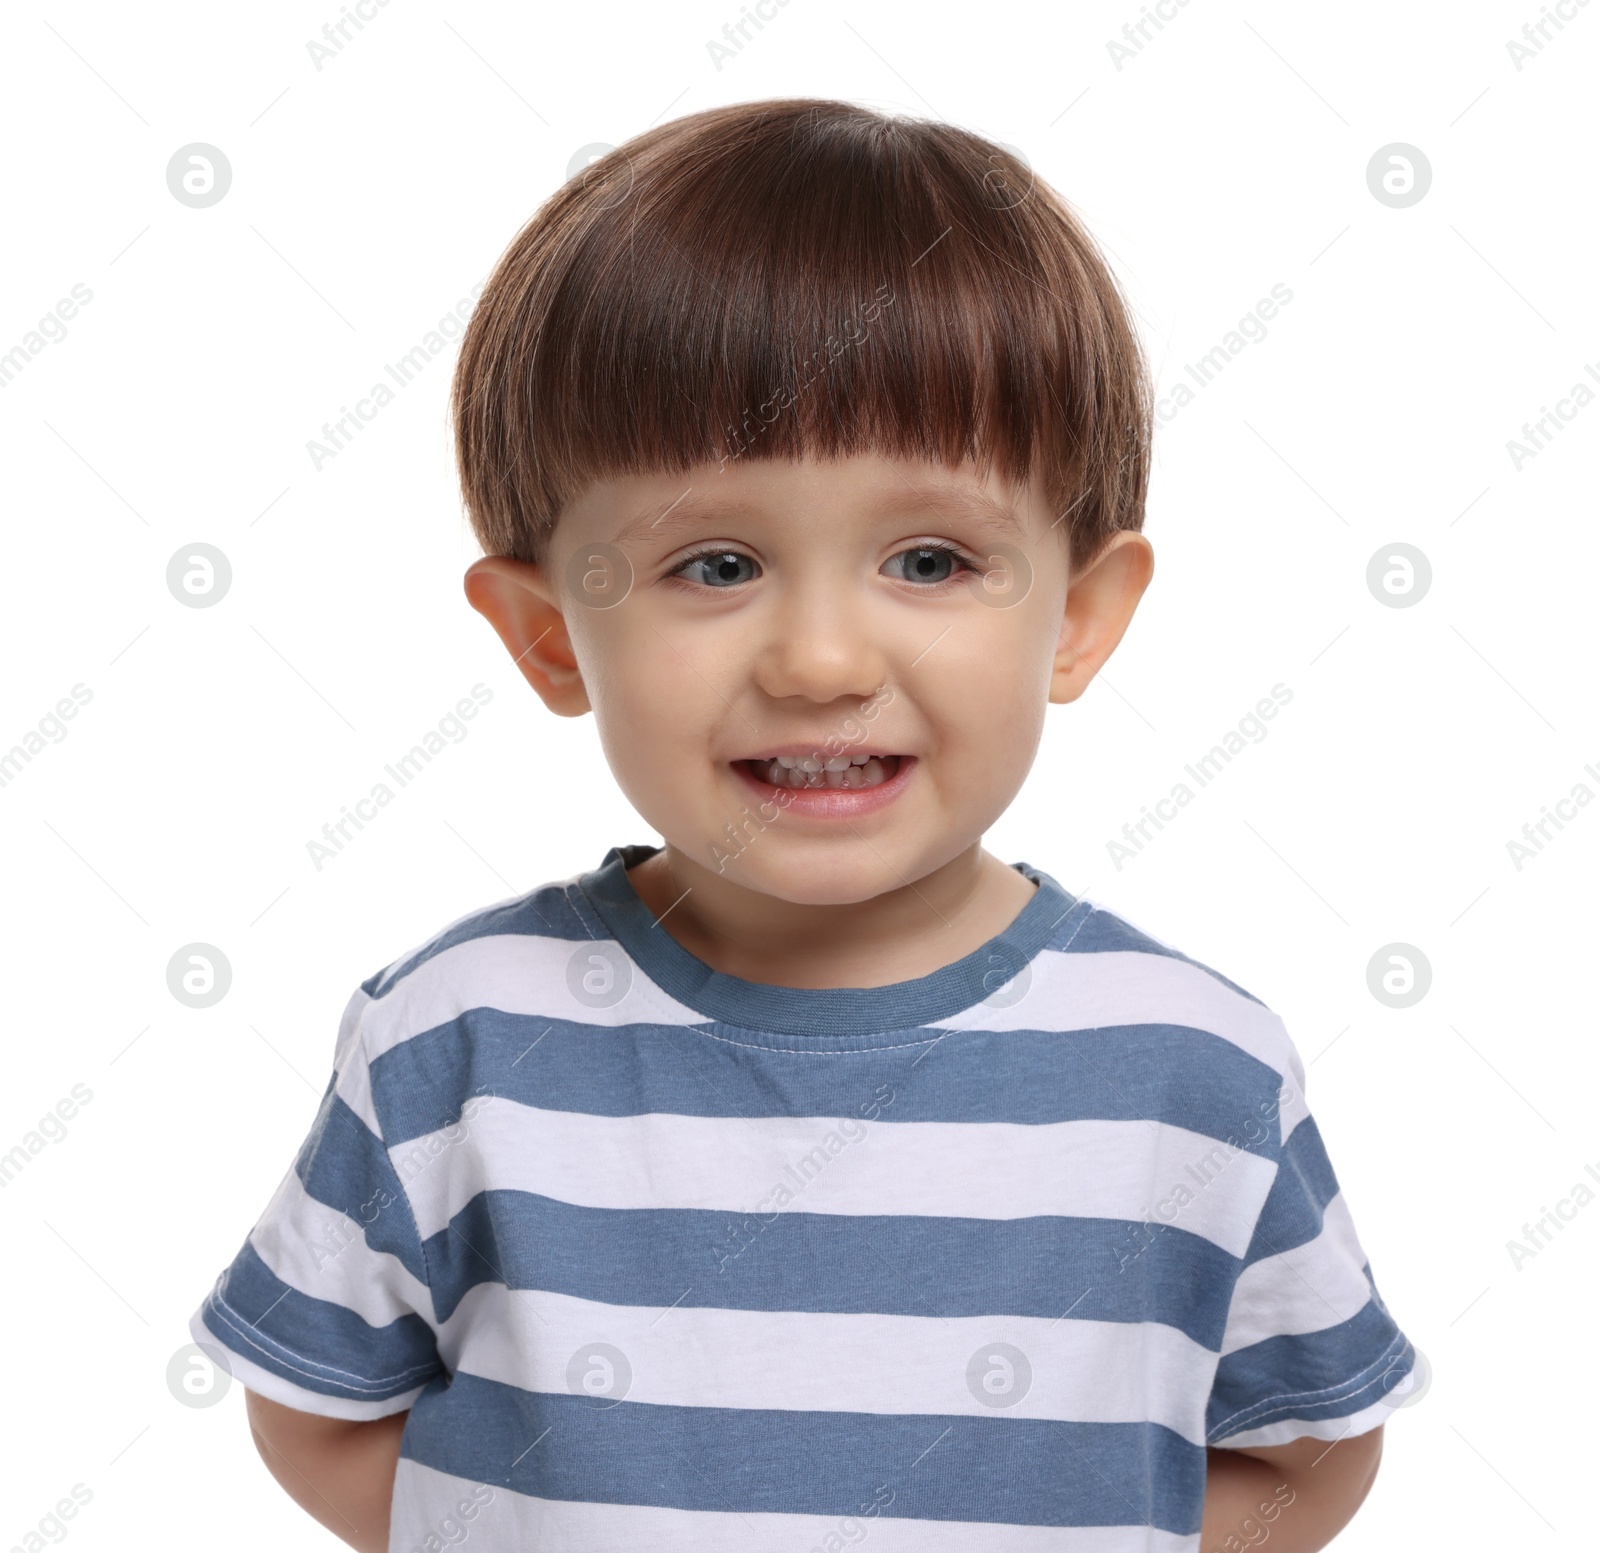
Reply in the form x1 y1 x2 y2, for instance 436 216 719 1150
1 0 1594 1547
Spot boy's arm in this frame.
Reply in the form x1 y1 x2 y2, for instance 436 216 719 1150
1200 1426 1384 1553
244 1388 408 1553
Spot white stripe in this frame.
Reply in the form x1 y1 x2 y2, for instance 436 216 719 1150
360 930 1300 1078
248 1163 436 1331
435 1285 1216 1444
186 1307 427 1422
362 931 706 1060
331 984 369 1071
391 1458 1201 1552
898 944 1286 1054
1220 1191 1374 1354
398 1098 1275 1254
952 948 1309 1147
330 987 382 1133
366 878 585 992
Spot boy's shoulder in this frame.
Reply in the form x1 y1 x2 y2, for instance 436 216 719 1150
359 864 598 1004
331 842 773 1077
1047 888 1272 1007
996 883 1304 1079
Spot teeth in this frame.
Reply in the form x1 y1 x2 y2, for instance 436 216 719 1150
750 755 898 789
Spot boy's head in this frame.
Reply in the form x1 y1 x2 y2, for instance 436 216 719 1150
452 98 1154 904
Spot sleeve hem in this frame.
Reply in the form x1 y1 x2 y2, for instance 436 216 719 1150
1207 1330 1414 1447
1207 1388 1400 1450
189 1305 432 1422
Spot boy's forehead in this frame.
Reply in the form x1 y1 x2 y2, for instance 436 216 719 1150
561 452 1045 544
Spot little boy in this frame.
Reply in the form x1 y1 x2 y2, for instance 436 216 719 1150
191 97 1415 1552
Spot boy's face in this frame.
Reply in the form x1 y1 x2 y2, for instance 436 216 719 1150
466 452 1151 906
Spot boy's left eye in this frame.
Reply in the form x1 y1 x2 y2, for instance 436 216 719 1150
882 544 976 586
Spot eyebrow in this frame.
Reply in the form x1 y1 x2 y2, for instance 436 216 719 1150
613 485 1027 545
896 486 1028 541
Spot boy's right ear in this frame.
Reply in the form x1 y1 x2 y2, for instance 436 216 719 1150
463 557 591 716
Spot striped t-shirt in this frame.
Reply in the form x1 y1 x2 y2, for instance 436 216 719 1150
191 842 1416 1551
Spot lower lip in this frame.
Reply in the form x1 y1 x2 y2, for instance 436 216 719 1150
729 757 917 819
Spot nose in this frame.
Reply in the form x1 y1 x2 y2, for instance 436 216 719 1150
750 567 892 706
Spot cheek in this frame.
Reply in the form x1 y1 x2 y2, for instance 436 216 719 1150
935 610 1052 750
572 618 686 780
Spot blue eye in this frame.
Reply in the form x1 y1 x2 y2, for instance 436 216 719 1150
886 544 973 586
671 550 758 588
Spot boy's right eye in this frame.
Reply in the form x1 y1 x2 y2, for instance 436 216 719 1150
668 549 760 588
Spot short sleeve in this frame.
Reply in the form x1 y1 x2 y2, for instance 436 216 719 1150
1206 1033 1417 1449
189 988 445 1420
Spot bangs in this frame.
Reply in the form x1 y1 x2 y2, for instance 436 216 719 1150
453 98 1151 570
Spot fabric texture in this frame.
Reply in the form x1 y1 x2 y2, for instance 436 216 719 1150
191 842 1415 1551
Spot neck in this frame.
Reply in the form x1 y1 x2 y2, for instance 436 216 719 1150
624 841 1037 989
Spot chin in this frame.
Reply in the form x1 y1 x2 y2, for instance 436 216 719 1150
713 850 915 908
705 837 929 905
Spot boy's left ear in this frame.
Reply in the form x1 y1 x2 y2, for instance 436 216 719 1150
1049 531 1154 705
463 557 591 716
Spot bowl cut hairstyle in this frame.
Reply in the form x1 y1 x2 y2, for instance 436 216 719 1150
452 97 1152 575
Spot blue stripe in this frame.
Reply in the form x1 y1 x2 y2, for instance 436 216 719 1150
362 884 593 1000
294 1086 431 1285
370 1011 1288 1152
1243 1114 1337 1266
198 1240 442 1401
401 1370 1207 1532
423 1190 1237 1343
1207 1280 1413 1440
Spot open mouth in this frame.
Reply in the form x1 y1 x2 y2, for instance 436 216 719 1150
735 753 905 790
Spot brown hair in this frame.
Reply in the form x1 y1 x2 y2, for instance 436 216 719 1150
452 97 1151 573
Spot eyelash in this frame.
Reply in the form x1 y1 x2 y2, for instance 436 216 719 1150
665 542 982 590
